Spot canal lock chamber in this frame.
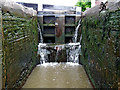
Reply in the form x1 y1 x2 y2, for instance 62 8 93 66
0 0 120 89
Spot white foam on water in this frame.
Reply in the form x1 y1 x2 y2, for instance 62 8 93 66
68 43 80 46
38 43 47 46
66 62 79 66
66 42 81 63
37 62 81 67
37 62 59 67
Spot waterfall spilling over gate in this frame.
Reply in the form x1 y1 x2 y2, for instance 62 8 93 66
73 19 81 43
38 43 81 64
38 23 43 43
66 43 81 63
37 18 82 64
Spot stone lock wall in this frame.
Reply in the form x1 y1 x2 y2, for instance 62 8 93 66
81 7 120 88
0 8 2 89
2 12 38 88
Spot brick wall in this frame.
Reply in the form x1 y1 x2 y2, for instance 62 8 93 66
2 12 38 88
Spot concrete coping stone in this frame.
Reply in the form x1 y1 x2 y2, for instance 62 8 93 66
83 0 120 17
0 0 37 18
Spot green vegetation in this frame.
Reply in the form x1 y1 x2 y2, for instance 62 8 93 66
76 0 91 12
81 10 120 88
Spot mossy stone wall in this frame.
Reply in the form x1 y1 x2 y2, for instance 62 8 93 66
0 8 2 89
2 12 38 88
81 10 120 88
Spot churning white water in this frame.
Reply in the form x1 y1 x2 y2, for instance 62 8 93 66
37 43 50 63
66 43 81 63
37 42 82 64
